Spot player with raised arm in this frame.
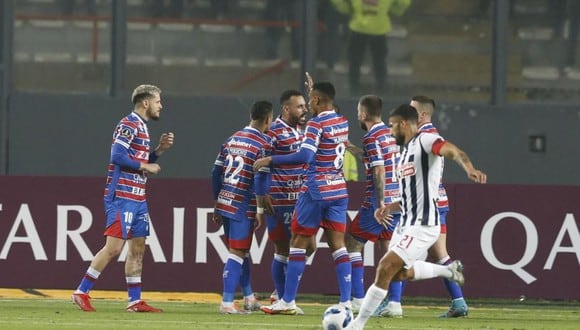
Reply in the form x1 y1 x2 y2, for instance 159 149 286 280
346 104 486 329
254 80 352 315
72 84 174 313
211 101 274 314
413 95 469 317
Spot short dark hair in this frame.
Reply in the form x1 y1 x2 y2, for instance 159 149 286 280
280 90 303 106
411 95 436 109
250 100 273 120
390 104 419 123
359 95 383 117
312 82 336 100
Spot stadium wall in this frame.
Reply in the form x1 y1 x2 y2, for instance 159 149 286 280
7 92 580 185
0 177 578 300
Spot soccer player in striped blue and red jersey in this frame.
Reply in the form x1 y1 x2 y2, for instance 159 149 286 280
345 95 403 314
255 81 352 315
347 104 486 330
211 101 274 314
72 84 174 313
264 90 310 306
412 95 469 317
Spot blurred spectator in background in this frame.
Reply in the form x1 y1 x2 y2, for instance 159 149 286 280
210 0 237 20
151 0 184 18
318 0 348 70
264 0 300 60
332 0 411 95
59 0 96 16
555 1 580 71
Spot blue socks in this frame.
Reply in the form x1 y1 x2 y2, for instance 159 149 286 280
272 254 288 298
282 248 306 303
349 252 364 299
77 267 100 293
333 247 352 303
222 254 244 303
126 276 142 303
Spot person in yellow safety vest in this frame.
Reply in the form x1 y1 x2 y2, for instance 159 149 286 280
331 0 411 95
343 149 360 182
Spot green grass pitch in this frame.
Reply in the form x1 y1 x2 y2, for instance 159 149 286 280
0 295 578 329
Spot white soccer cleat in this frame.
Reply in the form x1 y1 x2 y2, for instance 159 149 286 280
243 295 262 311
260 299 297 315
378 301 403 318
447 260 465 286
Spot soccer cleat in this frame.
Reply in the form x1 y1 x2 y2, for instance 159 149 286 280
447 260 465 286
440 299 469 318
377 301 403 318
351 298 363 314
294 305 305 315
260 299 297 315
126 300 163 312
220 302 250 314
372 298 388 317
269 290 279 304
243 295 262 311
72 293 96 312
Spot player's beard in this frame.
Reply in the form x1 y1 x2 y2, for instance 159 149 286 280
395 133 405 146
148 106 160 121
359 121 367 131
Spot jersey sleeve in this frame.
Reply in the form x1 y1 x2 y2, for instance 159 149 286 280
257 138 273 174
419 133 445 156
363 134 384 168
213 142 227 167
113 122 137 149
300 119 322 154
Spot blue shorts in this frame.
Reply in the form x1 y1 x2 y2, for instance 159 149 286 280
222 216 254 250
266 206 294 242
291 192 348 236
104 199 150 239
349 206 400 243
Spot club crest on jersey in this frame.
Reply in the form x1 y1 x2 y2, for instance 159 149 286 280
400 163 416 177
120 128 132 138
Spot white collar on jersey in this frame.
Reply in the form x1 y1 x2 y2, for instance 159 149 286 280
368 121 385 131
244 126 262 134
318 110 336 117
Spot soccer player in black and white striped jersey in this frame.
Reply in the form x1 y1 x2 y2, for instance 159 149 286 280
346 104 486 329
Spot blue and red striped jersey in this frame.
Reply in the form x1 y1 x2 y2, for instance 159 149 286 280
361 122 400 208
214 126 272 221
418 122 449 210
267 117 305 205
300 110 349 201
104 112 150 203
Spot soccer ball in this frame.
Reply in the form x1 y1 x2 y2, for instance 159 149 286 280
322 304 353 330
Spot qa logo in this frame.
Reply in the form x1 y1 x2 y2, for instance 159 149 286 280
480 212 580 284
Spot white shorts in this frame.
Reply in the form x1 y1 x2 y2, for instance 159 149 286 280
389 224 440 268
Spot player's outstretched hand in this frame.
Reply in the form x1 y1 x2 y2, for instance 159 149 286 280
255 214 264 230
305 72 314 93
468 169 487 184
253 157 272 171
158 132 174 152
141 163 161 174
212 209 223 226
374 206 393 228
263 195 275 215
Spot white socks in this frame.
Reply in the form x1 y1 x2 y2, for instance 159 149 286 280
412 260 452 280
